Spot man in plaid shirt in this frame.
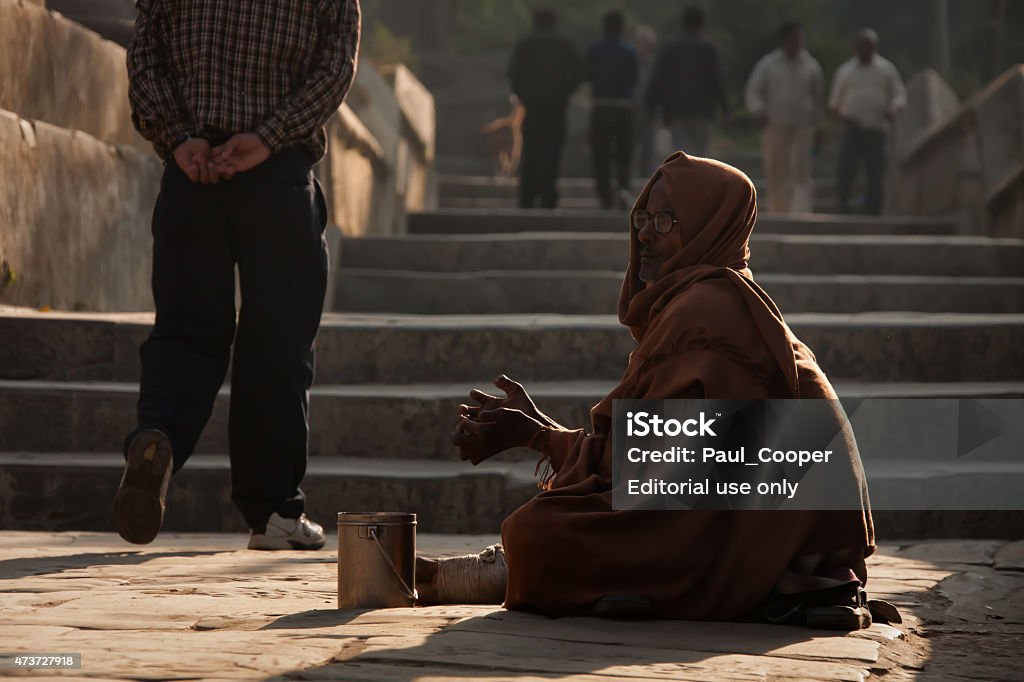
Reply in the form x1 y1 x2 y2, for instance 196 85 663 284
115 0 360 551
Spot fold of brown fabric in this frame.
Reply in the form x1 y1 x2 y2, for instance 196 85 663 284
501 152 874 620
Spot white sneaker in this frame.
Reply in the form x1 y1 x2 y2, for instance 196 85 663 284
248 512 325 550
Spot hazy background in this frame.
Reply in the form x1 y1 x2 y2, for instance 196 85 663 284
358 0 1021 171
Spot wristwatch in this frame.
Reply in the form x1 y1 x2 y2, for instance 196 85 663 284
171 133 192 148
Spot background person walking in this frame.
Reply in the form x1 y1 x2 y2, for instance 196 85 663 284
508 9 583 209
829 28 907 214
632 24 659 177
745 22 824 213
585 10 639 209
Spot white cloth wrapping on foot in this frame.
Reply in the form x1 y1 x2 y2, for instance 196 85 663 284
420 544 508 605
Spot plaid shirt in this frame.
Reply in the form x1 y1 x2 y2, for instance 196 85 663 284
127 0 360 161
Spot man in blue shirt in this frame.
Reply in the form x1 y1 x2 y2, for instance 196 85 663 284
586 10 639 209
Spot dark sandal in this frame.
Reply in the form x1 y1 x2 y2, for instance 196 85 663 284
763 584 876 631
581 594 653 619
867 598 903 625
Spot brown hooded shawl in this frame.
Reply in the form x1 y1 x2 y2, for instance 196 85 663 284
501 152 874 620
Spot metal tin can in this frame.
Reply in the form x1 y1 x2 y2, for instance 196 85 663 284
337 512 417 609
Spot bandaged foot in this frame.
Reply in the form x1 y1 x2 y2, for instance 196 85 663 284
416 544 507 605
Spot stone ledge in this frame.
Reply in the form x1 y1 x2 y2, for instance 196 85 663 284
0 0 146 151
0 109 162 311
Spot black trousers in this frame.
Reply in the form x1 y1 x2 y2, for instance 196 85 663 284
590 104 634 209
837 124 887 215
130 147 328 530
519 106 567 209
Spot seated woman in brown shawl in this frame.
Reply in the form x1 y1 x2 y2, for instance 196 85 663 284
426 152 888 630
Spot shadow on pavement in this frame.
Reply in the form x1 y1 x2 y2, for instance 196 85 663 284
261 609 849 681
261 608 370 630
0 550 224 579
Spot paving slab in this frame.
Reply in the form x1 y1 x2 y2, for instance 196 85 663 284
339 232 1024 277
1 532 1021 680
993 540 1024 571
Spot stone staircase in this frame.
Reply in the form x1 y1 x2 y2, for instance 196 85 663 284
6 197 1022 537
328 203 1024 539
1 1 1020 537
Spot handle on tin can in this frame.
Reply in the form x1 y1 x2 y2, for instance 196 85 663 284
369 526 418 602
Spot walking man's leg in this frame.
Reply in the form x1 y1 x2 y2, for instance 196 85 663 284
863 129 887 215
790 126 816 213
519 110 540 209
837 124 862 214
613 107 634 206
538 108 567 210
115 163 237 544
761 124 790 213
635 111 655 178
671 118 710 158
670 119 692 155
590 106 614 209
226 149 329 550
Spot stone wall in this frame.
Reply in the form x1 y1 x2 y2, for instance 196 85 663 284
0 0 146 153
887 66 1024 237
321 105 387 238
888 70 960 171
318 104 388 310
0 110 162 311
384 64 439 215
0 0 437 312
348 62 439 232
46 0 136 48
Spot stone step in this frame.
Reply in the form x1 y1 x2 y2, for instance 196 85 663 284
335 270 1024 315
1 452 1021 537
408 209 959 236
340 233 1024 277
438 175 838 201
2 379 1022 463
438 196 839 213
435 152 838 182
3 310 1023 384
0 453 536 534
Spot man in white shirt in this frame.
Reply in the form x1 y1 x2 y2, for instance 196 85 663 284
745 22 823 213
829 29 907 214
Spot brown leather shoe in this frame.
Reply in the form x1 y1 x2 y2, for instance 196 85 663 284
113 429 173 544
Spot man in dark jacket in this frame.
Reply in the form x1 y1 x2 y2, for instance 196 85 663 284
586 10 639 209
645 5 729 157
508 9 583 209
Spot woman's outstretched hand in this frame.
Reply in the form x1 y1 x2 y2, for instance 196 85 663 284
452 406 545 465
463 375 561 429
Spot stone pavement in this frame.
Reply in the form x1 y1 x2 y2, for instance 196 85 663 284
1 533 1022 680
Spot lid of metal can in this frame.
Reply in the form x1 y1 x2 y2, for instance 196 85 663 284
337 511 417 526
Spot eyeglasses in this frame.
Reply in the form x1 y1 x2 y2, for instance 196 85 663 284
631 210 679 234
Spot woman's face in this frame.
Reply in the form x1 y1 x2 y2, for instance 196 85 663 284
636 177 686 284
